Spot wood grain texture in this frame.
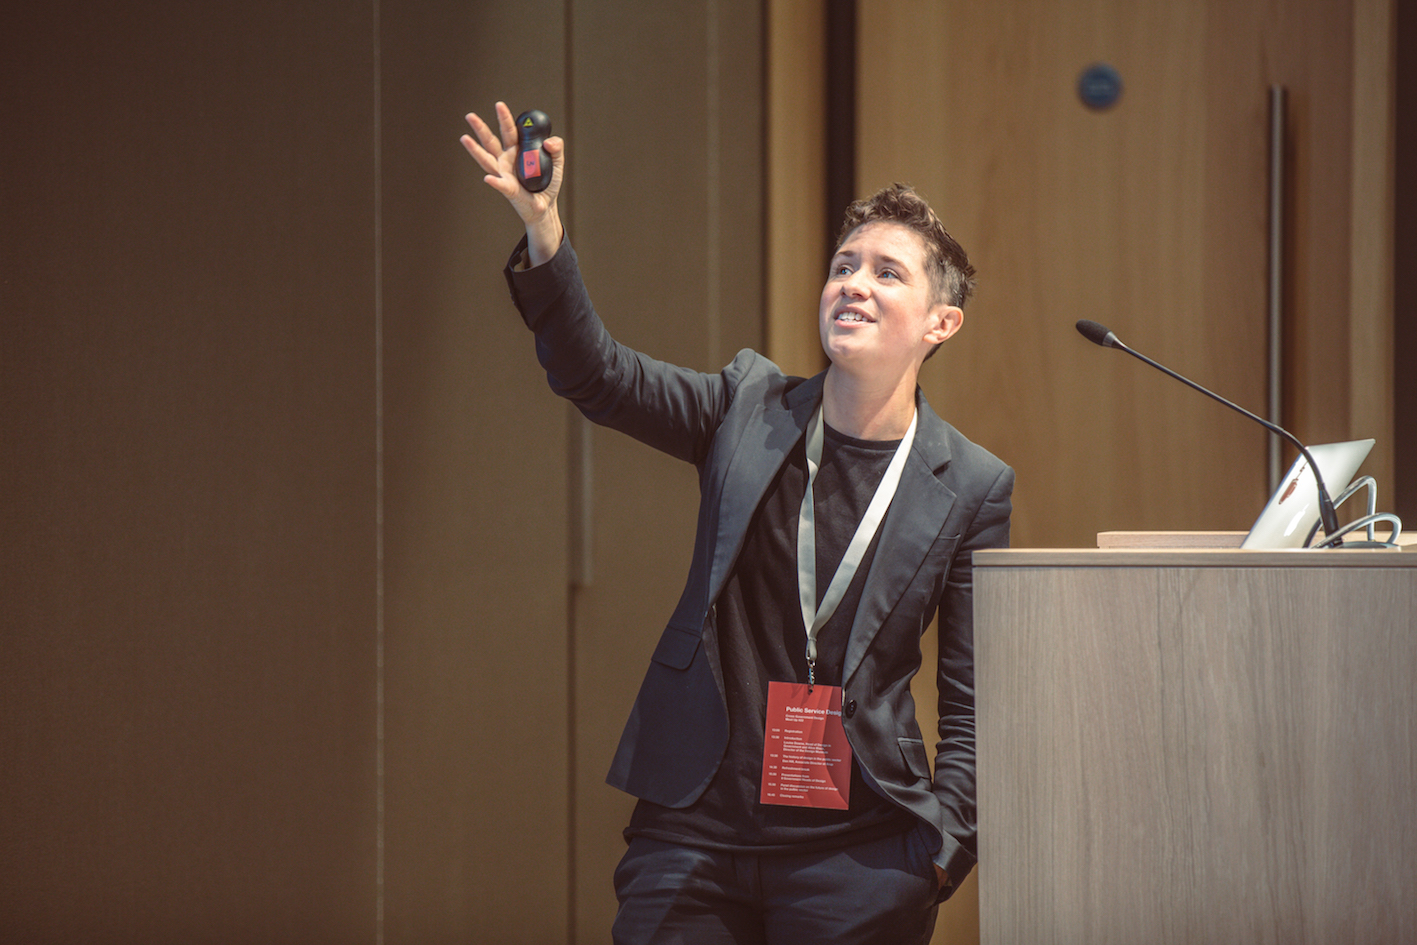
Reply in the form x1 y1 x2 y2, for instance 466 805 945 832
978 547 1415 568
767 0 830 379
380 1 574 940
857 0 1257 549
1348 0 1397 492
976 554 1417 944
854 0 1391 550
570 0 766 935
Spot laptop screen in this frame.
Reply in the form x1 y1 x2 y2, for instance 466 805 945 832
1241 439 1374 549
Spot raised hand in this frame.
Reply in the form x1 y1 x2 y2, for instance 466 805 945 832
461 101 564 265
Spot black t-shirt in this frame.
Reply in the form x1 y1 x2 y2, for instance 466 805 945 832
626 422 917 852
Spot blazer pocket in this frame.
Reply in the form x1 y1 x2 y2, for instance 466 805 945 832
650 623 702 670
898 736 932 782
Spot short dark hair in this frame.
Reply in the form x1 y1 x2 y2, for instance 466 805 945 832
835 182 977 310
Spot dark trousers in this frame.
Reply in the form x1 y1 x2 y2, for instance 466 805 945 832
611 827 940 945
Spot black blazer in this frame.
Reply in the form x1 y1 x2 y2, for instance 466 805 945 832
505 238 1014 894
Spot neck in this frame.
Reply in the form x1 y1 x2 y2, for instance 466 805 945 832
821 367 919 440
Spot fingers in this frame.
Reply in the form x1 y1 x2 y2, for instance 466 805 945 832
481 172 521 201
459 134 502 181
464 112 503 158
462 111 518 187
494 101 518 152
460 103 565 227
544 136 566 191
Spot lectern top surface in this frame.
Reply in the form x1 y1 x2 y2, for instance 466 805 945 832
975 546 1416 569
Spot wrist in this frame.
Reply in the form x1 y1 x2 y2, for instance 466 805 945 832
526 209 563 267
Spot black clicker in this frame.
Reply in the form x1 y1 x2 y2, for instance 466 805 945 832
515 109 553 193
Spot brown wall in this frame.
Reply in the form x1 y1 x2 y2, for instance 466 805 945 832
566 0 766 935
2 0 763 942
849 0 1395 552
1397 0 1417 526
1 2 380 941
379 1 574 941
1 0 1397 942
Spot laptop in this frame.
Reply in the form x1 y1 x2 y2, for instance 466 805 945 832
1241 439 1374 549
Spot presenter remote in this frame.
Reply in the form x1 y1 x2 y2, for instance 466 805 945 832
515 109 552 193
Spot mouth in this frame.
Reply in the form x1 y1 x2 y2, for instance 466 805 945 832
834 307 875 325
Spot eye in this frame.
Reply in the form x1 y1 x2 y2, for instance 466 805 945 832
879 268 899 280
832 264 853 276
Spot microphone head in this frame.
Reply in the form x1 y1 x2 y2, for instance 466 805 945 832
1076 319 1120 348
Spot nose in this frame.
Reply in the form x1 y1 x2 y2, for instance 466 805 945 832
840 269 868 298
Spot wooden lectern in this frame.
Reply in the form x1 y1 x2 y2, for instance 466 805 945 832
973 541 1416 945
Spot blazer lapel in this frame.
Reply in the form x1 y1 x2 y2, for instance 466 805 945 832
703 377 956 685
842 396 956 685
704 372 823 606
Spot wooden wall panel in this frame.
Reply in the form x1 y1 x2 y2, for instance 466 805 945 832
1 0 768 941
0 2 379 941
858 0 1266 550
380 1 573 942
856 0 1388 551
1347 0 1397 496
1397 0 1417 525
767 0 831 378
569 0 766 934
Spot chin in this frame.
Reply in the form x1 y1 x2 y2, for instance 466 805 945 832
823 343 869 370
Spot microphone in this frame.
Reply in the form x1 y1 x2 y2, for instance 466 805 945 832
1075 319 1343 545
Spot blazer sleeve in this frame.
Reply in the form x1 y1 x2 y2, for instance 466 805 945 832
931 460 1014 893
503 235 746 466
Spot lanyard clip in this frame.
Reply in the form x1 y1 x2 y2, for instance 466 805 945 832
807 657 816 692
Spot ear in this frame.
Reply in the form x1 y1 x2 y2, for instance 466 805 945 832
924 304 964 346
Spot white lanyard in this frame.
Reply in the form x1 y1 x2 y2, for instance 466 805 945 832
796 404 916 686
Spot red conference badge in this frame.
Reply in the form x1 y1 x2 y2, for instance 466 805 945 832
760 680 852 809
